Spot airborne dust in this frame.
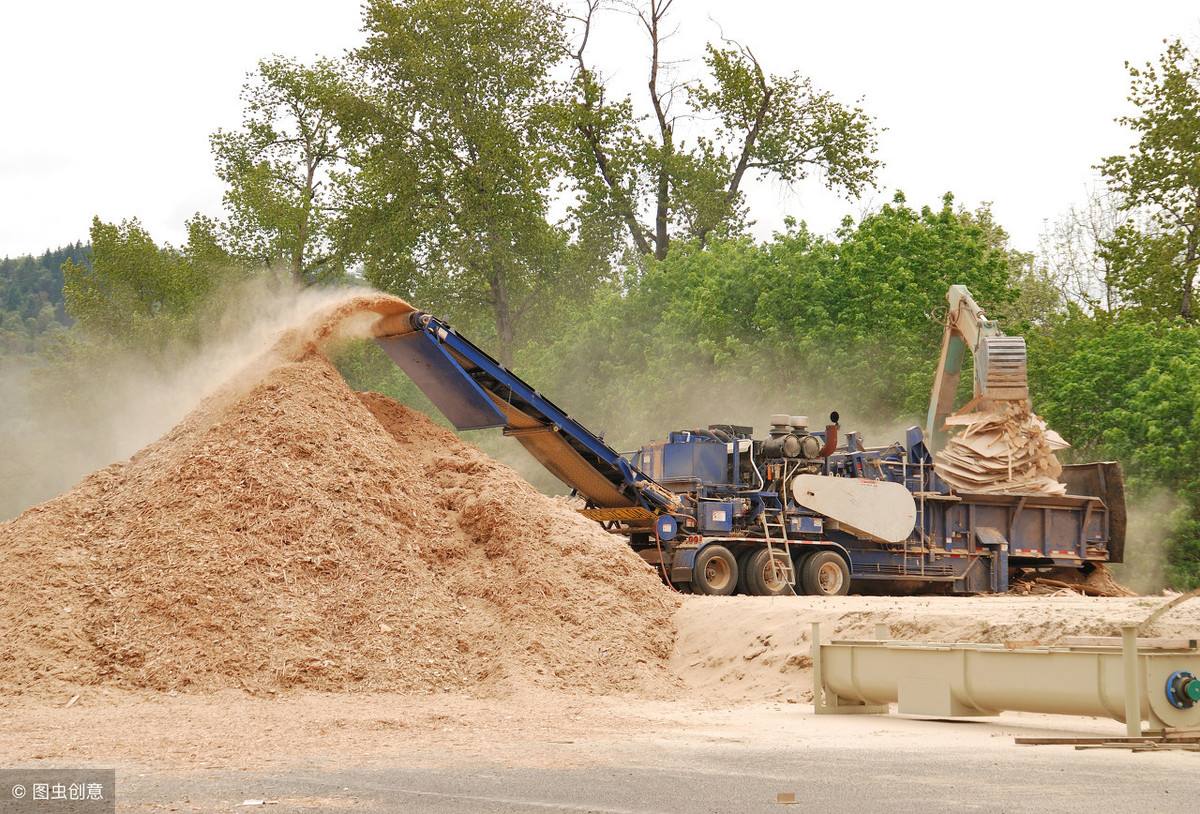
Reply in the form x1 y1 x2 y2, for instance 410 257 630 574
0 278 370 521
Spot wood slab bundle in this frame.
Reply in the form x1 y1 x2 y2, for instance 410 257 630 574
934 401 1070 495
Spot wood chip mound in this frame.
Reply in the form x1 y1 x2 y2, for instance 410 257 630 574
934 401 1070 495
0 294 677 698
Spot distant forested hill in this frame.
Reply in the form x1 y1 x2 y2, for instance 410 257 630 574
0 243 86 357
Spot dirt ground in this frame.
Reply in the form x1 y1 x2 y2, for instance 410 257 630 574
3 593 1198 775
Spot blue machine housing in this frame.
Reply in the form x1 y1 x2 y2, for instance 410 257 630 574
641 434 728 488
697 501 736 533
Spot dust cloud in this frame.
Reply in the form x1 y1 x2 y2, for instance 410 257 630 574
0 276 382 521
471 345 912 498
1113 490 1176 594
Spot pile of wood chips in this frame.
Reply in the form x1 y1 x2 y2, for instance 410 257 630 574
0 294 677 698
934 401 1070 495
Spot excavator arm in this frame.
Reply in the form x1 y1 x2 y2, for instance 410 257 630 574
925 285 1028 447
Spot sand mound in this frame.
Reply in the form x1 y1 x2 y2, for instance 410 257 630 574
0 294 676 697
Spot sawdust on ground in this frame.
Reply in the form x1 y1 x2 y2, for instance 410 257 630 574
2 594 1198 771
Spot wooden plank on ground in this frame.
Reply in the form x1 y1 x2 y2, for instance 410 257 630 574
1016 737 1158 745
1059 636 1199 650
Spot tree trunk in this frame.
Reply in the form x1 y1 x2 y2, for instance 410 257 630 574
489 259 516 368
646 0 672 262
1184 202 1200 322
1181 241 1196 323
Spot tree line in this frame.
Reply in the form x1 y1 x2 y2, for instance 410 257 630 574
0 244 83 357
7 2 1200 589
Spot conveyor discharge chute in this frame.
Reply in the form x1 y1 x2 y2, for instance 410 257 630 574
376 327 508 431
372 311 679 516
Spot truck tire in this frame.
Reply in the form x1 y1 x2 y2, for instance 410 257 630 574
801 551 850 596
691 545 738 596
792 551 814 594
735 548 756 595
744 548 795 596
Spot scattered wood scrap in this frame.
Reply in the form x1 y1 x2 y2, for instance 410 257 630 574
934 401 1069 495
1017 731 1200 751
1138 586 1200 635
1008 565 1136 598
1033 578 1118 597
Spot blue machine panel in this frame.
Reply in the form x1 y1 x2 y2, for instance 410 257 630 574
790 516 824 534
699 501 734 532
656 515 679 541
376 332 507 430
661 440 726 484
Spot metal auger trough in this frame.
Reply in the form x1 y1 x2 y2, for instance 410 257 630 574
811 623 1200 736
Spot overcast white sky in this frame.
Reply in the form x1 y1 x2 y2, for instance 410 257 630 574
2 1 1198 259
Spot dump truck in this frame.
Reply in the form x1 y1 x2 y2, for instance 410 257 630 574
370 287 1125 596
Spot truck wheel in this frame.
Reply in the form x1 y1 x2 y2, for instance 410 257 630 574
801 551 850 596
691 545 738 596
791 551 814 594
735 548 756 595
744 548 795 596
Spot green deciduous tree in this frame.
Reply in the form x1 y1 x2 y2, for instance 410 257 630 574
1029 315 1200 588
565 0 880 261
211 56 348 285
201 0 879 369
517 193 1017 446
1099 38 1200 320
339 0 578 365
799 194 1016 418
62 217 233 348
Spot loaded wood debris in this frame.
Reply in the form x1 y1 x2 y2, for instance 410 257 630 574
934 400 1070 495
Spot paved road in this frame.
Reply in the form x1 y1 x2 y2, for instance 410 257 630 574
115 717 1196 813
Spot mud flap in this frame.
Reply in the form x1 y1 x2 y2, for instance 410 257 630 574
671 547 699 583
975 525 1009 593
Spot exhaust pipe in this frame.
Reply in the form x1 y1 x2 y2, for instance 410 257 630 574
818 411 840 457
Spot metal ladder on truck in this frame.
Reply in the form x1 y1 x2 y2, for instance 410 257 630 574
760 511 797 594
